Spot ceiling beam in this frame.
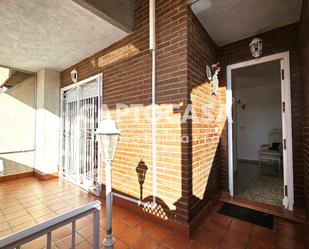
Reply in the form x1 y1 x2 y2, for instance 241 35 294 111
72 0 135 33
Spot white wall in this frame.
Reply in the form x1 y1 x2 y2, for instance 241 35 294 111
236 84 282 161
0 76 36 173
35 69 60 174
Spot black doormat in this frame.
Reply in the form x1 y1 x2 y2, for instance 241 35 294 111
218 203 274 229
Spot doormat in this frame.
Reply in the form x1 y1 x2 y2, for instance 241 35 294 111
218 203 274 229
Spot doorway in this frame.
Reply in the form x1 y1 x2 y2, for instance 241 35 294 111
226 52 294 210
60 74 102 196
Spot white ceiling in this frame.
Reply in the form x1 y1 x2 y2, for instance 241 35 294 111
233 60 281 90
191 0 302 46
0 0 128 72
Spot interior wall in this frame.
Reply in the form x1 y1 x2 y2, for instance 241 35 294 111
0 75 36 174
236 84 282 161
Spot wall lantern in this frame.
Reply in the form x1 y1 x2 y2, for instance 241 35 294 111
71 69 78 83
96 119 120 249
249 38 263 58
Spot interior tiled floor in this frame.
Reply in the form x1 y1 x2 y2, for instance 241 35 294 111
0 177 305 249
235 161 284 207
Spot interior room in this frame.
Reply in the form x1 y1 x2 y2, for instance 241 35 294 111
232 60 284 207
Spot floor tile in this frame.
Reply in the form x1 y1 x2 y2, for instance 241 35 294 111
0 228 12 238
202 219 228 237
229 219 253 236
217 239 247 249
0 222 10 232
248 237 277 249
117 226 144 245
22 236 47 249
114 238 130 249
112 220 131 235
190 241 210 249
52 224 72 242
134 219 157 233
163 234 191 249
251 225 276 244
0 177 306 249
193 230 221 249
75 240 93 249
277 236 305 249
148 225 174 243
112 206 131 220
77 223 96 240
132 234 159 249
277 223 304 242
54 233 85 248
122 214 144 227
222 229 249 248
209 213 232 227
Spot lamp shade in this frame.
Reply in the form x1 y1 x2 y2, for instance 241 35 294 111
249 38 263 58
96 119 120 161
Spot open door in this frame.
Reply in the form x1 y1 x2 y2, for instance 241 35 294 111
227 52 294 210
280 57 294 210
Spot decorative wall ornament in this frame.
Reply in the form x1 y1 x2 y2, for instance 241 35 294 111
206 63 221 96
249 38 263 58
237 99 247 110
71 69 78 83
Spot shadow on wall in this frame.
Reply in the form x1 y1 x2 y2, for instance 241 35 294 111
60 0 226 233
136 159 148 201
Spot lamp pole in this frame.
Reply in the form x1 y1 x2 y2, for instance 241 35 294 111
103 159 114 249
96 119 120 249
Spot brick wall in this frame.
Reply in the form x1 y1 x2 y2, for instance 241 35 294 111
300 0 309 242
219 23 304 206
187 8 224 224
61 0 191 225
60 0 305 231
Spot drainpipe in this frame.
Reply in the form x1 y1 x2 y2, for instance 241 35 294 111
110 0 157 208
113 192 147 207
149 0 157 206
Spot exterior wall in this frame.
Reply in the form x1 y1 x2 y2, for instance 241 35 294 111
61 0 190 225
219 23 304 206
60 0 305 231
300 0 309 243
0 76 36 174
35 69 60 175
187 8 223 226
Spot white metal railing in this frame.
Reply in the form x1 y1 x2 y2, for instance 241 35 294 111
0 148 35 154
0 200 101 249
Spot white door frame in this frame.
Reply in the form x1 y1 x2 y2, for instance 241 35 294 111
59 73 103 196
226 51 294 210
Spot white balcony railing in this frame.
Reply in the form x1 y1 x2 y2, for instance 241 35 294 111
0 200 101 249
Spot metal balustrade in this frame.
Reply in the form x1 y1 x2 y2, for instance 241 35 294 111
0 200 101 249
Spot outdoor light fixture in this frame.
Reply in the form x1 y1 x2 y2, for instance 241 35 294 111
249 38 263 58
96 119 120 249
71 68 78 83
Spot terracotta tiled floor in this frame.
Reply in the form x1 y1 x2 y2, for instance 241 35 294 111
0 177 305 249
